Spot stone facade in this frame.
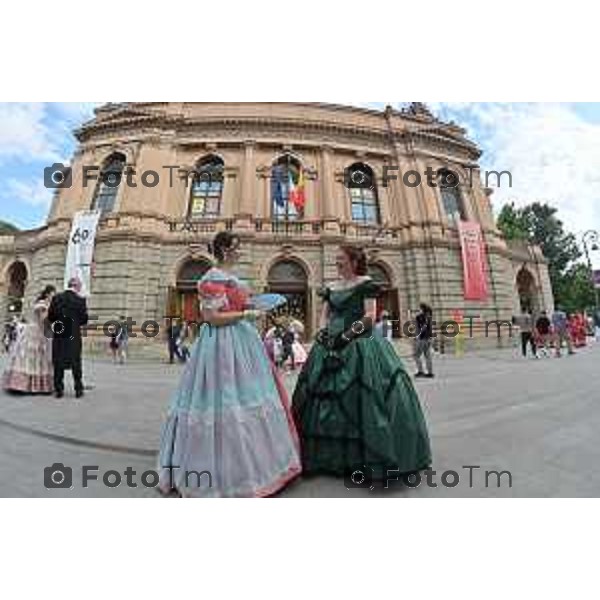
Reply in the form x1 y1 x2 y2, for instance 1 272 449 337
0 102 554 350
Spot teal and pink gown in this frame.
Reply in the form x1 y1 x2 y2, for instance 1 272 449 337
158 267 301 497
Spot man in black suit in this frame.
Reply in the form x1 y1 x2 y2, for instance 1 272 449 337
48 277 89 399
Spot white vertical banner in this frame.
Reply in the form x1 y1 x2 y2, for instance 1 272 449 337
64 210 102 297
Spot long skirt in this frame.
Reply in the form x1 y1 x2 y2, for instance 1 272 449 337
157 321 301 497
292 335 432 480
3 324 53 394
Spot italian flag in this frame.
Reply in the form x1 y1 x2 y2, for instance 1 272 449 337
289 168 306 212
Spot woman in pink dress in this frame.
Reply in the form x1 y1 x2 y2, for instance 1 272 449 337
157 233 301 497
3 285 56 394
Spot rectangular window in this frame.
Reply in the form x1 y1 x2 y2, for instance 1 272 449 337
350 188 380 225
441 188 466 222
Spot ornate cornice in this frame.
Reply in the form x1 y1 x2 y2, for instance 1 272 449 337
75 103 482 163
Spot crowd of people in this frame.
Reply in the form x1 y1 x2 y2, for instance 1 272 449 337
4 229 598 498
514 307 600 359
263 316 307 373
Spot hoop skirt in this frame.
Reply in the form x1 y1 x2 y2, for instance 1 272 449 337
3 301 53 394
157 268 301 497
292 279 431 479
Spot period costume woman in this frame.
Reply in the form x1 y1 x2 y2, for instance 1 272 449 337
292 247 431 480
158 233 301 497
569 313 587 348
3 286 56 394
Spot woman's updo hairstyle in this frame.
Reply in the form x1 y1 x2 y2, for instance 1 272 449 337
208 232 240 263
36 285 56 302
341 246 368 276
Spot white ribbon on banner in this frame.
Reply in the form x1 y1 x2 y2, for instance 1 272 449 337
64 210 101 297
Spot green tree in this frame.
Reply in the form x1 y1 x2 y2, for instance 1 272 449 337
554 263 597 314
0 220 19 235
497 202 583 309
497 203 529 241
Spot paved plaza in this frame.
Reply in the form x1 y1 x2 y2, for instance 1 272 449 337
1 342 599 498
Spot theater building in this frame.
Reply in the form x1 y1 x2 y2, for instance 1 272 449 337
0 102 553 349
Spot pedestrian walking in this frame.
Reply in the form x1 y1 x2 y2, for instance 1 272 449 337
117 317 129 365
280 323 296 372
515 310 537 358
535 311 552 357
166 320 183 364
176 321 190 363
375 311 394 342
414 303 434 379
552 307 575 358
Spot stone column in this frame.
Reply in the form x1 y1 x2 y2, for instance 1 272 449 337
237 141 256 228
474 179 498 232
415 157 445 238
320 145 339 232
393 142 424 226
221 167 237 219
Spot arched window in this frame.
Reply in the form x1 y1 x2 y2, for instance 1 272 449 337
347 163 381 225
188 156 225 219
6 261 28 299
92 153 126 214
268 260 308 289
516 267 538 313
439 169 466 222
267 259 310 331
271 155 304 221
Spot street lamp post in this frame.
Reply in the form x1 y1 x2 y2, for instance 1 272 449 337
582 229 600 315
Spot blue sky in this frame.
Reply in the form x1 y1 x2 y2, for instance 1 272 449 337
1 103 599 251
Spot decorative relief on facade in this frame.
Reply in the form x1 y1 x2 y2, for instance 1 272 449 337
0 103 553 337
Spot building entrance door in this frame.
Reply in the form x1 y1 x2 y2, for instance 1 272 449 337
168 259 213 325
369 263 399 337
267 260 310 337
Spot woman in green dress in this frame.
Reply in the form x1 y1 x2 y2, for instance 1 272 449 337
292 246 432 482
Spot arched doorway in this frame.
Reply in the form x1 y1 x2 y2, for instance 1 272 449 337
168 259 213 323
267 260 310 335
6 261 28 316
516 268 538 313
369 263 400 337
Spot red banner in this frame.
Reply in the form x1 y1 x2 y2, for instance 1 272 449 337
458 221 489 301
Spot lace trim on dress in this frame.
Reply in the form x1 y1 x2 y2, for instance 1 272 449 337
327 276 373 292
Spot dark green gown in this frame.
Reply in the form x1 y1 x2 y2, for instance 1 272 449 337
292 278 432 479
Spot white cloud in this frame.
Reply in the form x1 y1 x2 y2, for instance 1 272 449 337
427 103 600 240
0 102 101 167
53 102 100 121
3 101 600 265
0 103 59 163
6 178 54 210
